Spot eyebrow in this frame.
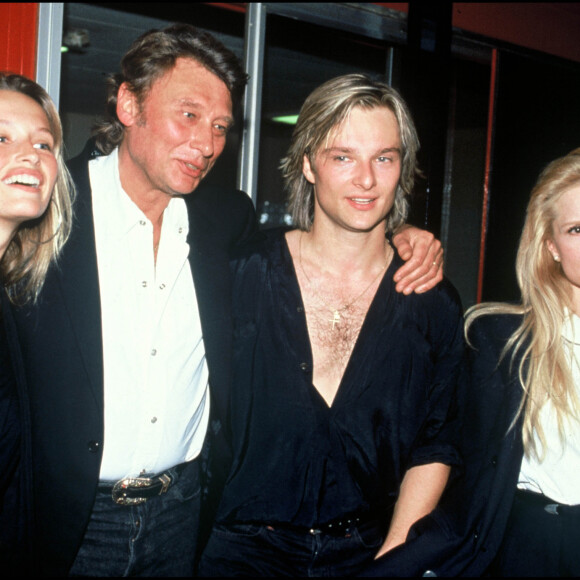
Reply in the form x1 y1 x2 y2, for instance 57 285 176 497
558 219 580 228
0 119 53 135
178 100 234 125
320 146 401 155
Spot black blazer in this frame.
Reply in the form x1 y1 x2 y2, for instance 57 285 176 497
0 289 35 576
360 313 525 577
11 141 257 576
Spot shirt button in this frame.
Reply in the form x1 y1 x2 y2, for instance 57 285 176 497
139 220 146 226
151 349 157 356
87 440 101 453
422 571 438 578
159 283 166 290
178 227 183 234
151 417 157 424
299 362 309 372
142 281 147 288
297 306 304 313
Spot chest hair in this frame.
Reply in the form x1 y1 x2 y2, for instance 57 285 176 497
300 281 378 387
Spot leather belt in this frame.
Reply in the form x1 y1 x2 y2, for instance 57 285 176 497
265 513 383 538
516 489 580 517
99 463 186 506
309 513 381 537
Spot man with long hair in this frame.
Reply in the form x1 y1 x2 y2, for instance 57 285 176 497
199 74 462 577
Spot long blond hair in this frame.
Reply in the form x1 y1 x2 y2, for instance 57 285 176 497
465 148 580 459
0 73 75 303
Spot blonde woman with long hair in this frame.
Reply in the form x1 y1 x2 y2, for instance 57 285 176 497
460 148 580 576
0 73 74 574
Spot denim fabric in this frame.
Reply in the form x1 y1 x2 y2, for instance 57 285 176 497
69 459 201 577
198 519 385 577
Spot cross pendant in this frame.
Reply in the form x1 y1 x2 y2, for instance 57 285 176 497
330 310 341 329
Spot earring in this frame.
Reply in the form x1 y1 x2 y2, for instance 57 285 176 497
553 254 561 262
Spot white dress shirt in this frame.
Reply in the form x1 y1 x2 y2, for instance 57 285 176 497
90 149 209 481
518 311 580 505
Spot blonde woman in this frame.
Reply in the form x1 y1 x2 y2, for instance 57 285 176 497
0 73 73 574
459 148 580 576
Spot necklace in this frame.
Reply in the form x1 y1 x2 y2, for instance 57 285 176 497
298 232 389 330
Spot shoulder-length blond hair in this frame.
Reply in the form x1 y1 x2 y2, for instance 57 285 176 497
280 74 420 233
0 73 75 303
465 148 580 459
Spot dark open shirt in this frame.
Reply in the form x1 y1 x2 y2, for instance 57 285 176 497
215 228 465 529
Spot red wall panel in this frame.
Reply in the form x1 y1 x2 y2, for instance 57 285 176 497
0 3 38 78
453 3 580 64
376 3 580 64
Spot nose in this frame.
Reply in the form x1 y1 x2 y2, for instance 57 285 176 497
353 160 376 190
189 122 214 159
17 141 41 165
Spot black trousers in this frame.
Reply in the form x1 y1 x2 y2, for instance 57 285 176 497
490 489 580 577
198 519 385 577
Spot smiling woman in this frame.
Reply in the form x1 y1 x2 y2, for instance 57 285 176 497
0 73 74 574
0 74 74 302
0 92 57 237
454 148 580 576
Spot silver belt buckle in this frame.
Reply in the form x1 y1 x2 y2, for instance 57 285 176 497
111 477 152 505
111 473 172 505
112 476 153 506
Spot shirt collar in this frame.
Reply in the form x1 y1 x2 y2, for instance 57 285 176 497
90 147 189 240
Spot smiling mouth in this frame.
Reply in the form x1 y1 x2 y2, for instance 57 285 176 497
349 198 375 204
3 174 41 188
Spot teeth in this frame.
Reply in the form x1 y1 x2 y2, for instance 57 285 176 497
3 174 40 187
351 198 373 203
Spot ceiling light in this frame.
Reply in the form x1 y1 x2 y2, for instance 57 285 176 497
271 114 299 125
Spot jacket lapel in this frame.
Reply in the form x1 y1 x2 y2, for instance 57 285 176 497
185 193 234 426
60 146 104 410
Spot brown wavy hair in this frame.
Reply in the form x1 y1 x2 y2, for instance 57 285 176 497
93 23 248 155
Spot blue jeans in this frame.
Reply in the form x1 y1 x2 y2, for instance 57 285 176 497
69 459 201 577
198 520 385 577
